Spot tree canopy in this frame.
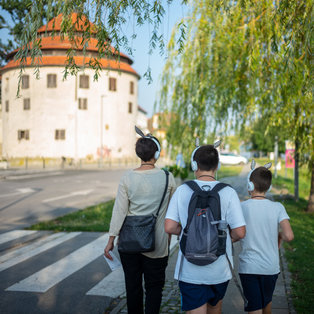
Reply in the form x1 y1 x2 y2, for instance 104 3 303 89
158 0 312 155
157 0 313 209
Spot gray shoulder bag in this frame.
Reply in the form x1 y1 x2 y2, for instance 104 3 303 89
118 169 169 253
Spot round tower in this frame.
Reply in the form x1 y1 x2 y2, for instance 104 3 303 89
1 13 140 160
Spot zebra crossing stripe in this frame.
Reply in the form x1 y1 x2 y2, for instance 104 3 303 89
0 230 37 245
0 232 81 272
6 233 109 293
86 268 125 298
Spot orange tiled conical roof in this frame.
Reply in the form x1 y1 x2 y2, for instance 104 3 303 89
37 13 97 34
1 13 139 78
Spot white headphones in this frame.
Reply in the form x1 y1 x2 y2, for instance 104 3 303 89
190 140 221 172
135 126 161 160
147 137 161 160
247 159 272 192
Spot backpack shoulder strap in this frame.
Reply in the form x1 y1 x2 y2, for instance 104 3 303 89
208 183 231 221
183 181 202 231
211 182 231 193
184 180 203 192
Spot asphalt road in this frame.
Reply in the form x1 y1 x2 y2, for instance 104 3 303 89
0 168 129 313
0 169 126 232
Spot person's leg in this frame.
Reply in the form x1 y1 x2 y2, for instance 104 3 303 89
186 303 207 314
248 310 262 314
207 299 222 314
119 252 144 314
240 274 263 313
260 274 278 313
142 254 168 314
262 302 272 314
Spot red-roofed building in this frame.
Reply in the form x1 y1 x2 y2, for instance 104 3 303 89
0 14 141 160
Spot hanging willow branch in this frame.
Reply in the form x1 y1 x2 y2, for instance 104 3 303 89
157 0 312 161
13 0 188 94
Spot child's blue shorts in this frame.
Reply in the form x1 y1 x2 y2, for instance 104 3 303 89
239 273 279 312
178 280 229 311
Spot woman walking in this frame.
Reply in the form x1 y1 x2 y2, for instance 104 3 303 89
104 127 176 314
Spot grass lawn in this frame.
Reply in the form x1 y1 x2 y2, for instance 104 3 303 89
281 199 314 314
27 200 115 232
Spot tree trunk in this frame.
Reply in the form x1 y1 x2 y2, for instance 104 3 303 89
306 163 314 212
294 140 299 201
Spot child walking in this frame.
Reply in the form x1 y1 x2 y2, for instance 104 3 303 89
239 161 294 314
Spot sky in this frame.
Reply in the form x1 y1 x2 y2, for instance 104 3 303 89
0 2 188 117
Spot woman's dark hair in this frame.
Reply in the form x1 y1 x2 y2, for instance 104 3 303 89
194 145 219 171
250 167 272 192
135 137 160 162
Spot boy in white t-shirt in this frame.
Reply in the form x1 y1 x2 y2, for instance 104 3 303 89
239 162 294 314
165 144 246 314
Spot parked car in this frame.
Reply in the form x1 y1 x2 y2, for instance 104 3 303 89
219 152 248 165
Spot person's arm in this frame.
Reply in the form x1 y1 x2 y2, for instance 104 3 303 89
230 225 246 242
278 219 294 247
104 176 129 260
104 236 116 260
165 218 182 235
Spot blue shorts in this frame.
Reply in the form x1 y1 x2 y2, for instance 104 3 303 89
179 280 229 311
239 273 279 312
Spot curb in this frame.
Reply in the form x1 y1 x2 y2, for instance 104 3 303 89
280 246 296 314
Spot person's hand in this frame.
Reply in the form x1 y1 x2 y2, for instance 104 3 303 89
104 237 115 260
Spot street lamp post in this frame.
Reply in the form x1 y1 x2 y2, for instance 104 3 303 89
100 95 105 167
274 136 278 178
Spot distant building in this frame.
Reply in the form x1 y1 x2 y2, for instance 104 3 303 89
137 106 149 134
148 113 169 157
0 13 142 160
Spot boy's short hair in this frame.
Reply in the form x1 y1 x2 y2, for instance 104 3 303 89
194 145 219 171
250 167 272 192
135 137 160 162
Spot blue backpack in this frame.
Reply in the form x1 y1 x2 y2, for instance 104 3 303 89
180 181 230 266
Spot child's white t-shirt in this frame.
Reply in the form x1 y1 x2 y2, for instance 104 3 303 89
239 199 290 275
166 180 246 285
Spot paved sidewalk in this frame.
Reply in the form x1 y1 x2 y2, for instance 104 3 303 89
108 165 295 313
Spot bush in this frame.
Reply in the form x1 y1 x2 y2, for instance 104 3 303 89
164 164 189 180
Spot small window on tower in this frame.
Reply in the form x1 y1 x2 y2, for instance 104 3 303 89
109 77 117 91
47 74 57 88
130 81 134 95
55 129 66 140
128 102 132 114
18 130 30 140
21 75 29 89
5 100 9 112
79 75 89 89
23 98 31 110
78 98 88 110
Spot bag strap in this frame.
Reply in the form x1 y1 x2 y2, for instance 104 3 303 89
211 182 231 193
155 169 169 218
184 180 203 192
225 249 248 307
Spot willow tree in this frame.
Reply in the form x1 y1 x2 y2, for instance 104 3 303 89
8 0 187 90
158 0 313 210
